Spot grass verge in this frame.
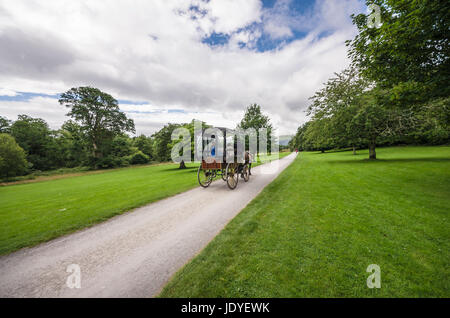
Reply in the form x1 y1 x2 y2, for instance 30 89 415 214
160 146 450 297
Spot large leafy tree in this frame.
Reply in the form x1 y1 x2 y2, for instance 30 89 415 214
10 115 56 170
350 88 419 159
238 104 273 131
308 66 369 154
0 133 28 179
408 97 450 144
152 123 181 162
59 87 135 163
303 117 334 152
132 135 154 160
289 123 308 151
307 67 417 159
59 120 90 167
237 104 273 153
346 0 450 102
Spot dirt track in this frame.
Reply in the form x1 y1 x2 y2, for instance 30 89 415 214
0 153 296 297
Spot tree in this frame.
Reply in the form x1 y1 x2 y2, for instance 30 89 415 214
237 104 273 153
0 133 28 179
0 116 11 133
109 135 134 158
132 135 154 160
289 122 310 151
308 66 369 154
152 123 181 162
166 120 211 169
348 88 418 159
307 67 417 159
10 115 56 170
303 117 334 152
346 0 450 102
129 151 150 165
407 97 450 144
59 120 90 167
58 87 135 165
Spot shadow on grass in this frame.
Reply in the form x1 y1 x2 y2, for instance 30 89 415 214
326 158 450 164
159 166 199 173
310 149 362 155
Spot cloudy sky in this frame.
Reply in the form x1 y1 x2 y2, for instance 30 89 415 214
0 0 366 136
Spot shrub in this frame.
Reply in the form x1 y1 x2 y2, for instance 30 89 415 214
0 134 28 179
130 151 150 165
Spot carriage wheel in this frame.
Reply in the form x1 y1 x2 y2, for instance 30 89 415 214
226 163 239 190
243 164 250 182
221 169 227 181
198 166 213 188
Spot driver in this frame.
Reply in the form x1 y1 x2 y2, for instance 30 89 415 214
245 151 252 176
239 150 252 178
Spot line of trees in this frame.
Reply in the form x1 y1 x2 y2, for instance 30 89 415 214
1 85 275 180
289 0 449 159
0 87 179 179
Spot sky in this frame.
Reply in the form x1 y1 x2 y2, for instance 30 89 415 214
0 0 366 136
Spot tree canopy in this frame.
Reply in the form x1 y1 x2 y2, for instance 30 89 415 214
9 115 57 170
0 133 28 179
290 1 450 159
238 104 273 132
238 104 273 153
59 87 135 163
346 0 450 102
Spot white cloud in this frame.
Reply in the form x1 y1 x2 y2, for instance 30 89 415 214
0 88 17 96
0 97 66 129
0 0 365 135
196 0 262 35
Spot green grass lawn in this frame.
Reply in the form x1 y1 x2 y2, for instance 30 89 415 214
0 162 200 255
160 146 450 297
0 152 291 255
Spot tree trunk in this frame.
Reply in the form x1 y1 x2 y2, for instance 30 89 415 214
92 141 103 159
321 149 325 153
352 145 356 155
92 141 99 158
368 142 376 160
92 141 101 169
179 160 186 169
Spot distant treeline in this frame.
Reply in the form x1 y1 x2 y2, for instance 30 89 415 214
288 94 450 154
0 86 198 179
0 92 274 180
0 112 215 180
0 114 165 174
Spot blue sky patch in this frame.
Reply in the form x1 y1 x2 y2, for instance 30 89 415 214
0 90 149 106
201 0 318 52
202 32 231 47
0 92 59 102
117 99 149 105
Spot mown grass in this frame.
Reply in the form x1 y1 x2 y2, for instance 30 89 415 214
0 152 290 255
0 162 201 255
160 146 450 297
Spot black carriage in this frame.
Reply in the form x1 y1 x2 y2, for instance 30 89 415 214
197 127 251 190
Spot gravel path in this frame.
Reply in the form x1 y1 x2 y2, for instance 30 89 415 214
0 153 296 297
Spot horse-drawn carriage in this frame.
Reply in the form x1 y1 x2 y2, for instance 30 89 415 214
197 127 251 190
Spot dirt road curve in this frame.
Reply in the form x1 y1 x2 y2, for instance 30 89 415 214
0 153 296 298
